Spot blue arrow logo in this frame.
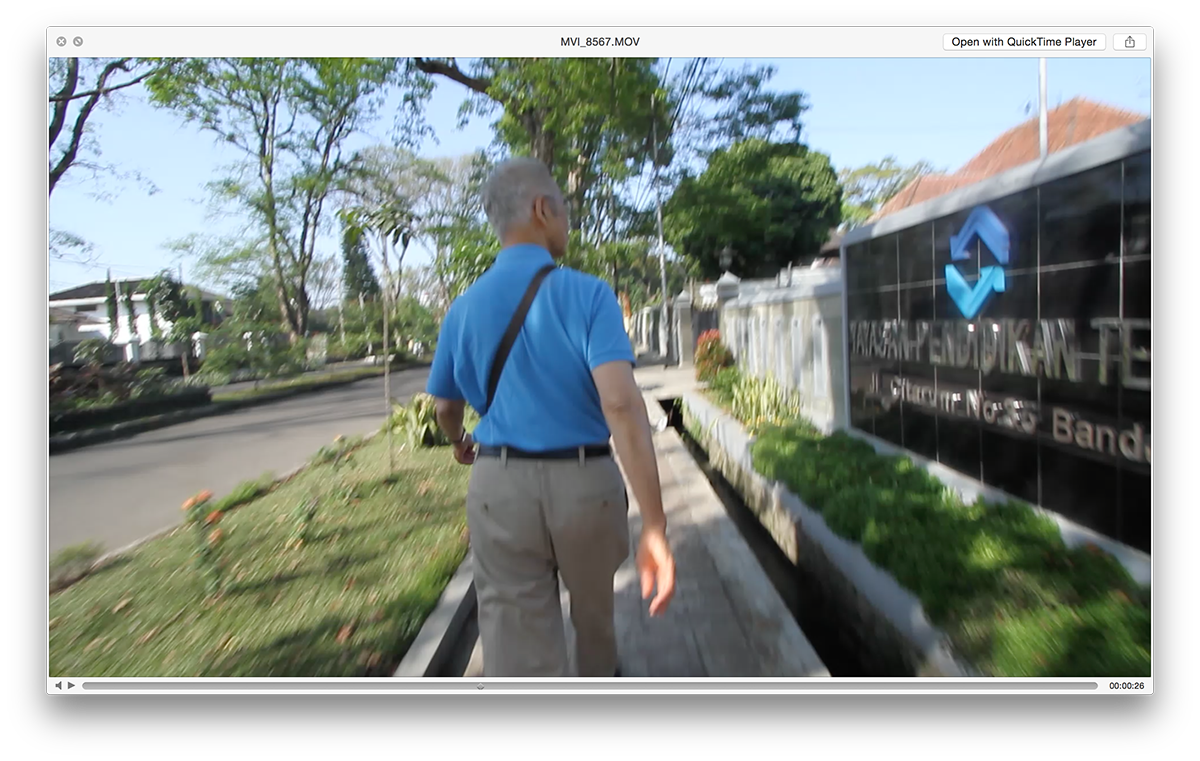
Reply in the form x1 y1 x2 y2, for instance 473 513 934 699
950 206 1010 265
945 205 1011 318
945 264 1005 319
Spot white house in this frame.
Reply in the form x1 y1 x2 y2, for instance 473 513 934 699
48 278 225 363
48 306 108 346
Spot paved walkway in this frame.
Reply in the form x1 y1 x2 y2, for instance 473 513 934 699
460 363 829 677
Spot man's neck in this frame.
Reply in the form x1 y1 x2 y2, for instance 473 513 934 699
501 236 551 251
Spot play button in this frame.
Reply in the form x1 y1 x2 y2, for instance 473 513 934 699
67 682 75 689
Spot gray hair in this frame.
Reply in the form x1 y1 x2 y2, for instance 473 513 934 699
480 157 564 241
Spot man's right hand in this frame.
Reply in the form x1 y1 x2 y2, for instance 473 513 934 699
452 432 477 465
636 524 675 616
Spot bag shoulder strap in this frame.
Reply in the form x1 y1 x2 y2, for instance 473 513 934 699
485 263 556 414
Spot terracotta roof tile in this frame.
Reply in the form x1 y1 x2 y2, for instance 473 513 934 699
869 97 1147 222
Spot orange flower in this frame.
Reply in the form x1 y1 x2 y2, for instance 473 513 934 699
181 497 196 511
196 490 214 504
205 510 223 526
208 528 225 546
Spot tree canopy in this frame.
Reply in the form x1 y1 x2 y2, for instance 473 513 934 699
663 139 842 279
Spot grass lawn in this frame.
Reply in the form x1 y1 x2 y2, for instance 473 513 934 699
48 434 469 677
211 366 391 404
695 368 1150 677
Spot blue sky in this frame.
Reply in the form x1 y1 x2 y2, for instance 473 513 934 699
47 56 1151 296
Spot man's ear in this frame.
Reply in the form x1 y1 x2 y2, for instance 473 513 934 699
532 196 551 226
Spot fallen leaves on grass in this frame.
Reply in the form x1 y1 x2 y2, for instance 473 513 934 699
112 598 132 614
336 624 355 644
344 578 356 591
49 617 61 630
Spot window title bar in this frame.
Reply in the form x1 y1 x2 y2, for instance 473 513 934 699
46 26 1153 58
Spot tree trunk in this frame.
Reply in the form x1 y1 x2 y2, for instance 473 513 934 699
383 288 393 474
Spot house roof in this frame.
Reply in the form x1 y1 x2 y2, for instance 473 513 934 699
49 279 227 303
49 279 149 301
49 306 106 324
870 97 1148 222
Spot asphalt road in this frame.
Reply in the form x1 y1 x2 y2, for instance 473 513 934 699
49 368 431 556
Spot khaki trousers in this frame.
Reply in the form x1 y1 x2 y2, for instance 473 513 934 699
466 451 630 677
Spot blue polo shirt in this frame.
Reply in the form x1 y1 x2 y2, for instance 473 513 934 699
425 244 636 451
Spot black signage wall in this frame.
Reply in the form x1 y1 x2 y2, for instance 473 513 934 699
845 150 1150 553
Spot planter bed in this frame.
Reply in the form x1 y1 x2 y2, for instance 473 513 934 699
680 391 1150 678
50 388 213 434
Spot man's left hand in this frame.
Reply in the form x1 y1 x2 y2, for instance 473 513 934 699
452 432 477 465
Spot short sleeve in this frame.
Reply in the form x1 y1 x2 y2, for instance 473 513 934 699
585 283 636 370
425 309 463 400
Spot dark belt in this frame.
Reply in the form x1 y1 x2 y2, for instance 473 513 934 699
476 444 611 461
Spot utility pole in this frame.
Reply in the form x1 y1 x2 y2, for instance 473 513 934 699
1039 58 1048 159
651 91 669 368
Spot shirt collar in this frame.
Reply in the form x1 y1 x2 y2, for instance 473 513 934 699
495 244 555 267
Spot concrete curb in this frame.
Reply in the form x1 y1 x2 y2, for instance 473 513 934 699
50 431 379 595
49 365 427 454
680 392 980 678
392 552 477 678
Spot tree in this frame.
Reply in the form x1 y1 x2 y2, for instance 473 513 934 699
307 254 342 313
663 139 842 279
340 221 381 302
49 57 168 197
838 156 939 230
104 273 119 339
121 282 138 344
49 58 168 266
144 271 200 377
414 58 670 234
146 58 430 341
430 216 499 306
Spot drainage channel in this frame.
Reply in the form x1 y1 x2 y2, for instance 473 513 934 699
658 397 882 677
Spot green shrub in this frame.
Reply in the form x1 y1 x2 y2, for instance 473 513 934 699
707 367 811 435
387 393 481 448
702 366 1150 677
50 541 105 590
695 329 734 382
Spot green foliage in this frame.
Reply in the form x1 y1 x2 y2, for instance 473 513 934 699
435 58 669 227
104 277 119 335
121 284 138 340
146 57 431 338
430 216 499 303
142 270 205 359
180 490 226 595
702 366 1151 676
50 541 105 590
387 393 480 449
694 329 734 382
340 220 382 302
211 474 278 514
73 338 112 367
664 139 842 279
706 366 809 435
838 156 939 230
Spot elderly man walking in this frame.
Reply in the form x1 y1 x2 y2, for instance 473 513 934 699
425 157 676 678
